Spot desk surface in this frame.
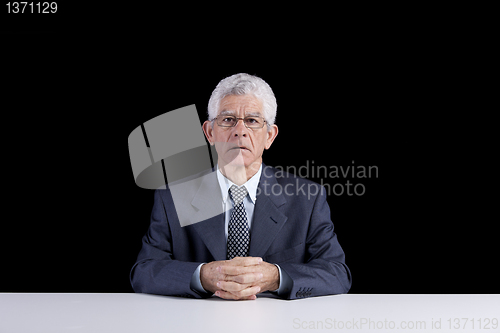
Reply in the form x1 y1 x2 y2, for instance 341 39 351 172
0 293 498 333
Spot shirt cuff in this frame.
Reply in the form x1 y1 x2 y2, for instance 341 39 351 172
190 263 208 294
272 264 292 296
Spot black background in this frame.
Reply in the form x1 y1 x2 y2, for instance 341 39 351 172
1 4 496 294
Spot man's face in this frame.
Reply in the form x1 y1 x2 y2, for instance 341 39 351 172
203 94 278 171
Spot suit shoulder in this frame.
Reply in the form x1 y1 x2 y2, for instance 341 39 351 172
154 167 215 193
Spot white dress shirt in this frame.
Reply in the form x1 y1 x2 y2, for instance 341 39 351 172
190 164 291 296
217 164 261 240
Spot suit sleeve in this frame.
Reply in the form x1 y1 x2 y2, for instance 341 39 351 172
277 186 352 299
129 189 212 299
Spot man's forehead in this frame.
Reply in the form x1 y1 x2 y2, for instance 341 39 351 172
218 95 263 111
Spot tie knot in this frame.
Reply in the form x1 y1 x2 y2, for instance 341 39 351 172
229 185 248 204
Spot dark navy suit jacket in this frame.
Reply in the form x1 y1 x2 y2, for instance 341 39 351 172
130 164 351 299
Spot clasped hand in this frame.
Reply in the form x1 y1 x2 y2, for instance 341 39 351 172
200 257 279 300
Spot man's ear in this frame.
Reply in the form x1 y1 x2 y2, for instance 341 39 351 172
202 121 215 145
265 124 279 150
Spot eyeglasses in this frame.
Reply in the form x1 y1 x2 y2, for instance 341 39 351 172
212 115 267 129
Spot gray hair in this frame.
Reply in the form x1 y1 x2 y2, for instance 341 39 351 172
207 73 277 126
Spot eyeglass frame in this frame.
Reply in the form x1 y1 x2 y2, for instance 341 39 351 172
210 114 268 130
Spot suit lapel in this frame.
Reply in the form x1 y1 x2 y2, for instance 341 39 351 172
186 165 288 260
191 213 226 261
189 171 227 261
248 166 288 258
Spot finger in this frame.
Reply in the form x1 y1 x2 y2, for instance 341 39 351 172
214 290 256 300
225 272 264 284
232 285 261 298
229 257 263 266
216 284 261 298
219 265 262 276
217 280 250 292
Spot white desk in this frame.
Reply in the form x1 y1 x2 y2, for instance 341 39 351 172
0 293 498 333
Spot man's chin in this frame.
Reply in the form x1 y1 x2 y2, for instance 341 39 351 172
221 156 255 171
224 150 249 164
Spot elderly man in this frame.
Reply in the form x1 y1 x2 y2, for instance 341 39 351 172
130 73 351 300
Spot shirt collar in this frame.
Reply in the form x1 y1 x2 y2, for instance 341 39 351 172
216 164 262 204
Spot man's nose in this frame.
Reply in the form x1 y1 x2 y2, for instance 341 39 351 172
232 118 248 137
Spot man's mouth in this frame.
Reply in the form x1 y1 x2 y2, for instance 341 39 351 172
230 146 250 152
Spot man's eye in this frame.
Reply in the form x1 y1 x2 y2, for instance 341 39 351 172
245 117 261 124
222 117 235 122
